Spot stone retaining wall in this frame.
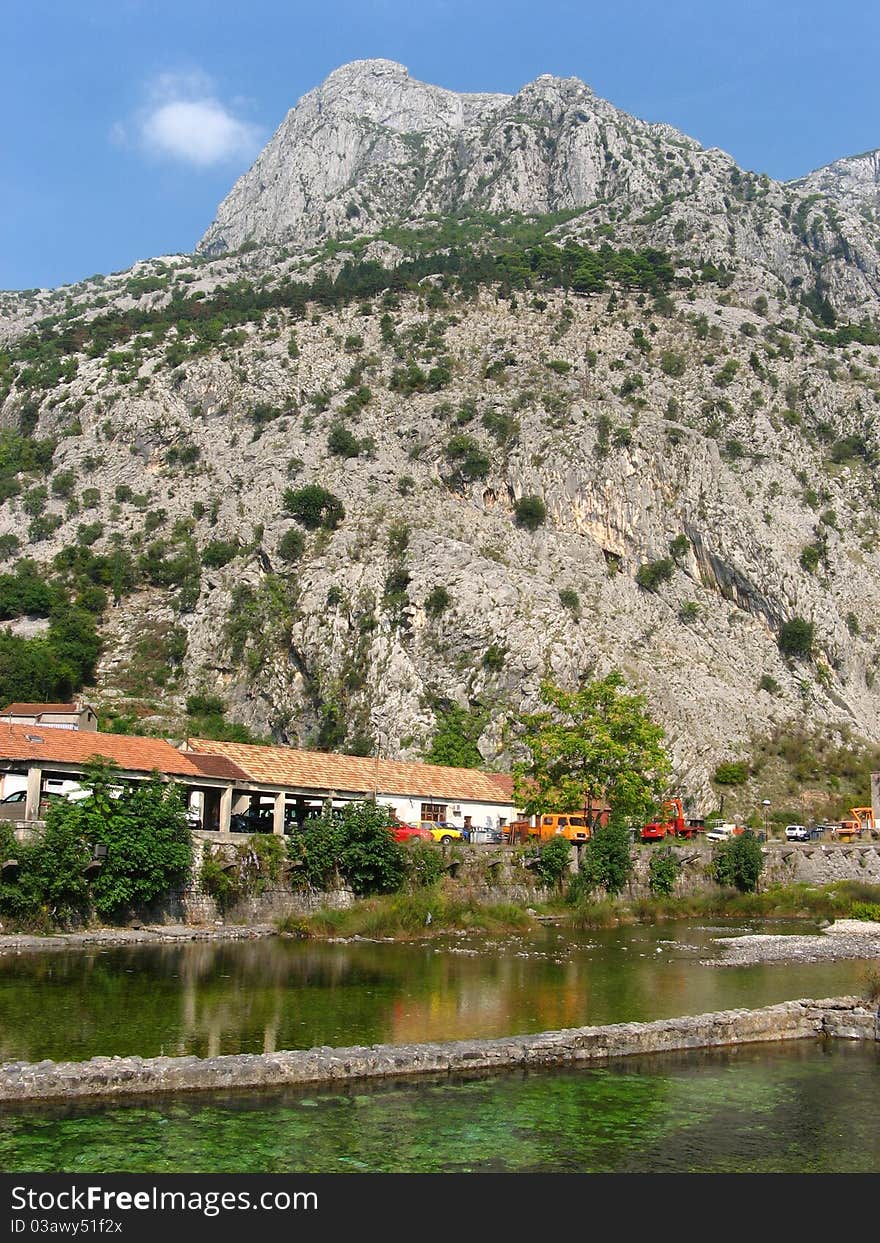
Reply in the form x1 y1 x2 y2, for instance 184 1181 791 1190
1 996 875 1103
57 839 880 929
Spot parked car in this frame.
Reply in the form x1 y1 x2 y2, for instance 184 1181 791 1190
392 823 435 844
1 789 67 806
421 822 464 844
785 824 810 841
705 823 745 843
230 808 275 833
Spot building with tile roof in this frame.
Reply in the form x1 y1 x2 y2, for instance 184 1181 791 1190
1 701 98 731
0 712 521 835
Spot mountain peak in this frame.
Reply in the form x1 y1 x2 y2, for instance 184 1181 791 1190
323 58 411 84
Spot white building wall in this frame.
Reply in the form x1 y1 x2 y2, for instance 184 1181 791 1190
376 794 518 828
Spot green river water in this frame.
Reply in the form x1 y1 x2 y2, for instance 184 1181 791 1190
1 920 878 1173
0 919 873 1062
2 1042 878 1173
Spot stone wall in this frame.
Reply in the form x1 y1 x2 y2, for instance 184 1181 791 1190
619 841 880 899
133 839 880 928
1 996 875 1102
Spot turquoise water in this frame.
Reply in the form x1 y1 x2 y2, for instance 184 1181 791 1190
0 920 873 1063
3 1041 878 1172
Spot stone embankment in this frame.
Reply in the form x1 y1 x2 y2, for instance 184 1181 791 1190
1 997 875 1103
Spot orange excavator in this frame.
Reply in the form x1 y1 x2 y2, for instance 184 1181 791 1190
640 798 705 843
833 807 877 842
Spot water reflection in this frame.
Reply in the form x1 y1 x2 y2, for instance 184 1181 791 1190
0 921 873 1064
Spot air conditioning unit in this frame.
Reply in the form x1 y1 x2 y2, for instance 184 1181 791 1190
451 805 461 816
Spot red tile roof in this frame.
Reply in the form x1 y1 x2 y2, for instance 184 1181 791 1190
0 723 204 778
188 739 517 804
186 752 251 782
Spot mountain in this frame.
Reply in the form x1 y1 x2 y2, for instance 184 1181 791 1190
199 59 880 317
1 61 880 815
795 148 880 215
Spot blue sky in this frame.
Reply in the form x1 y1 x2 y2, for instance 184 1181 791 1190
3 0 878 291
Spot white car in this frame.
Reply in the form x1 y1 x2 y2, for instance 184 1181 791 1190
705 823 742 842
785 824 810 841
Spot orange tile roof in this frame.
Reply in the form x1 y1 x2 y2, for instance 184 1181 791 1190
188 739 517 804
0 723 204 778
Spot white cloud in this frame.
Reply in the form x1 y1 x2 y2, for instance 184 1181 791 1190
142 98 262 166
118 70 264 168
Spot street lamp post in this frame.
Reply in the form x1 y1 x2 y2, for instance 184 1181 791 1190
762 799 771 841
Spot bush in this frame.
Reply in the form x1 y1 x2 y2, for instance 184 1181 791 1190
445 434 490 482
426 704 487 768
0 812 92 923
0 766 193 923
278 528 305 562
201 539 240 569
403 841 445 888
76 774 192 919
559 588 580 617
648 848 680 897
327 424 361 457
636 558 674 592
849 901 880 922
289 801 405 896
571 820 633 897
514 496 547 531
283 485 345 530
425 585 451 616
186 693 225 717
532 837 573 887
660 351 686 377
714 761 749 786
778 617 814 661
712 832 764 893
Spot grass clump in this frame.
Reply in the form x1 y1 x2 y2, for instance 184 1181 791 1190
277 893 535 939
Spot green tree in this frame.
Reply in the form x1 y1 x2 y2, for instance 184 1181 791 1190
636 558 674 592
648 848 680 896
532 837 573 887
45 764 192 919
712 831 764 893
778 617 814 661
283 485 345 530
513 496 547 531
573 821 633 896
513 673 669 823
426 704 488 768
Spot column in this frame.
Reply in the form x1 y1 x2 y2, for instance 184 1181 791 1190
219 786 233 834
24 766 42 822
273 790 286 836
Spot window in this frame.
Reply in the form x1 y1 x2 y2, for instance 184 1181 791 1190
420 803 447 822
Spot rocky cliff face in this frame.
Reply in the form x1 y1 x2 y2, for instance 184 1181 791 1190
796 148 880 214
200 60 880 317
1 61 879 811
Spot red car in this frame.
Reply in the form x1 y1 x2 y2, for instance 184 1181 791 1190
392 823 435 843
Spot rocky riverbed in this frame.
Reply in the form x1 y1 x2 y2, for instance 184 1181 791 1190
708 919 880 966
0 924 277 955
